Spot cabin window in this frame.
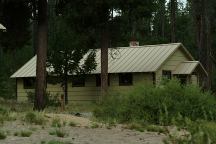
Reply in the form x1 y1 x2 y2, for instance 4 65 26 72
162 70 172 79
95 74 110 87
72 76 85 87
119 73 133 86
23 78 35 89
177 75 188 85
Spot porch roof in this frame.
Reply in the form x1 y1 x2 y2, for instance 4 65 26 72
173 61 208 76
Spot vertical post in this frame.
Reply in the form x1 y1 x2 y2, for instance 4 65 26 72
61 94 65 111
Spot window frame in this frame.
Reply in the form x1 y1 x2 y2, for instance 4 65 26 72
162 70 172 80
23 77 35 89
119 73 133 86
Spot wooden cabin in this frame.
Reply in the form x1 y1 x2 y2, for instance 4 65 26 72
11 43 207 103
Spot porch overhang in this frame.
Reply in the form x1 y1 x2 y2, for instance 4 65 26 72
173 61 208 76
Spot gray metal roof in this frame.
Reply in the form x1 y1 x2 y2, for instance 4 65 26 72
11 56 37 78
11 43 193 78
173 61 207 75
0 23 6 30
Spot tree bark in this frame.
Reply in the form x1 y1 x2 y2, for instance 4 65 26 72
192 0 212 89
63 56 68 104
34 0 48 110
206 15 212 89
170 0 177 42
32 0 38 55
100 24 109 100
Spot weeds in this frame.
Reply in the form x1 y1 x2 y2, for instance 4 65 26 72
125 122 145 132
49 129 68 138
90 122 99 128
25 111 46 125
69 121 76 127
51 118 61 128
94 79 216 125
20 130 32 137
0 131 6 140
146 125 168 134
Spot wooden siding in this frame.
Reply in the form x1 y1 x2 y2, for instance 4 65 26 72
155 48 190 84
16 73 153 103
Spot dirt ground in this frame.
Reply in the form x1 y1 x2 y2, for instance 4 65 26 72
0 113 167 144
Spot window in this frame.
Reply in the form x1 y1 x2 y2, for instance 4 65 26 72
23 78 35 89
176 75 188 85
95 74 110 87
162 70 172 79
72 76 85 87
119 73 133 86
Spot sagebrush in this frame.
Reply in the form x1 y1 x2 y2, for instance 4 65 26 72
94 79 216 125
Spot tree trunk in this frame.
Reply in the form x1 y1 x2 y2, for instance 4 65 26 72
62 74 68 105
159 0 165 38
192 0 212 89
100 24 109 100
32 0 38 55
206 17 212 89
170 0 177 42
34 0 48 110
63 58 68 104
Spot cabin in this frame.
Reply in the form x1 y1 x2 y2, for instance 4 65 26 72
11 43 207 103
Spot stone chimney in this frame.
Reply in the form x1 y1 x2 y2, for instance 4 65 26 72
129 41 139 47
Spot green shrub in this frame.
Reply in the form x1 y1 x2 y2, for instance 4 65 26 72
94 79 216 125
27 92 60 107
0 107 16 124
25 111 46 125
51 118 61 128
90 122 99 128
49 129 67 138
146 125 167 134
69 121 76 127
47 140 68 144
20 130 32 137
125 122 145 132
0 131 6 140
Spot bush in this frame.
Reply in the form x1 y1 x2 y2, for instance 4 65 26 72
20 130 32 137
94 79 216 125
25 111 46 125
0 131 6 140
51 118 61 128
27 92 60 107
69 121 76 127
49 129 67 138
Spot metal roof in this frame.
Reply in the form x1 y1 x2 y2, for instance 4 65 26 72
0 23 6 30
173 61 207 75
11 43 194 78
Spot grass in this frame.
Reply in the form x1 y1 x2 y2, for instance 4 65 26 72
20 130 32 137
51 118 62 128
125 122 145 132
24 111 46 125
0 131 6 140
90 122 99 128
146 125 168 134
69 121 76 127
14 130 32 137
49 129 68 138
47 140 70 144
94 79 216 125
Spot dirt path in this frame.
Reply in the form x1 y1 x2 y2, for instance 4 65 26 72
0 114 167 144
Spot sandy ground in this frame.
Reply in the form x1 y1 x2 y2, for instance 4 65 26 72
0 114 167 144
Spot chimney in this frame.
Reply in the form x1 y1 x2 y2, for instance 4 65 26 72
129 41 139 47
